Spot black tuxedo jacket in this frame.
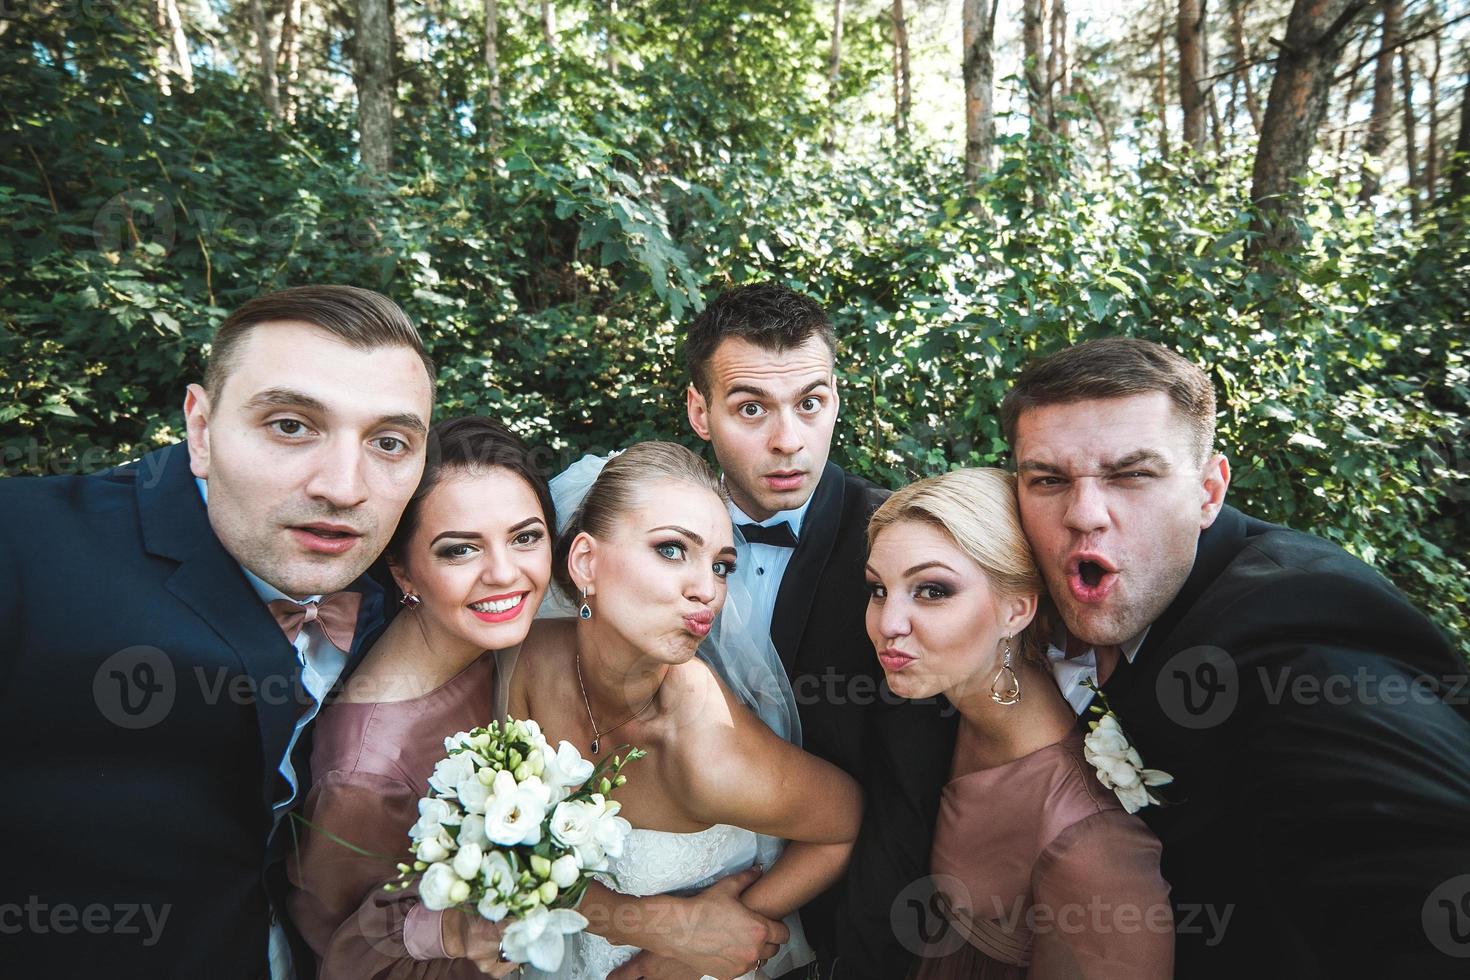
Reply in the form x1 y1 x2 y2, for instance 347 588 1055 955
0 443 383 979
1088 504 1470 977
765 462 958 978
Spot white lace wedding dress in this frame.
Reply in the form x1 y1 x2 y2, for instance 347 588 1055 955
528 822 792 980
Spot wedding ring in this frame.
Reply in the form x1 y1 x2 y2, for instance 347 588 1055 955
497 940 510 963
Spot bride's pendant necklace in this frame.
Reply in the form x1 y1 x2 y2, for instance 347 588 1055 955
575 649 662 755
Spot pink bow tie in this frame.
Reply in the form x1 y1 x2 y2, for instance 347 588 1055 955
267 592 362 653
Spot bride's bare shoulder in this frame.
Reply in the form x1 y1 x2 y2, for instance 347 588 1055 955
659 660 774 791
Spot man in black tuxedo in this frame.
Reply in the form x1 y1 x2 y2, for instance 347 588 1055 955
0 286 436 979
1003 337 1470 977
610 282 956 980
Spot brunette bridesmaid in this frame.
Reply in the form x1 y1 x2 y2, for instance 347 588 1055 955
288 417 554 978
864 467 1173 979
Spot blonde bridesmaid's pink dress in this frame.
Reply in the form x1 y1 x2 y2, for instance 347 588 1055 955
912 733 1174 980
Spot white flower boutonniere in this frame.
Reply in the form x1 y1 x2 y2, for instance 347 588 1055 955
1080 679 1174 814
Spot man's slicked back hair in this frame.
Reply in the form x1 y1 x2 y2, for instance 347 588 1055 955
204 285 436 400
684 282 836 396
1001 337 1217 464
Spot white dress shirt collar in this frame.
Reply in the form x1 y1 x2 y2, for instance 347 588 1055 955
726 487 815 539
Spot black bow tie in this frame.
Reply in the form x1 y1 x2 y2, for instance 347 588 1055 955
737 521 799 548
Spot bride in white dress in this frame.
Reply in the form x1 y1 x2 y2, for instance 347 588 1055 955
503 443 862 979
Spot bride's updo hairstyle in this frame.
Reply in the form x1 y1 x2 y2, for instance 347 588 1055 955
552 442 729 599
867 467 1047 664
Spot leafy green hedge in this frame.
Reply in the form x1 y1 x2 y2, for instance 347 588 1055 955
3 11 1465 650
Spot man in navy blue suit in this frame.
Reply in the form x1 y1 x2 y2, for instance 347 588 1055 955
0 285 436 979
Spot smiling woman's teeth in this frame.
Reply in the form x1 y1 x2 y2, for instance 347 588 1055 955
469 596 522 613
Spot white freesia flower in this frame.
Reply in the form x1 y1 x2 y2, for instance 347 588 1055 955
540 740 596 804
457 777 492 814
549 799 600 848
476 891 509 923
589 795 632 858
458 813 489 849
1083 710 1173 814
428 753 478 798
550 854 580 889
444 731 475 752
481 851 516 894
484 770 551 846
499 907 589 971
452 842 483 880
419 862 462 910
409 797 461 840
415 825 455 863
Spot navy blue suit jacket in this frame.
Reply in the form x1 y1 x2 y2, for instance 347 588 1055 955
0 442 383 979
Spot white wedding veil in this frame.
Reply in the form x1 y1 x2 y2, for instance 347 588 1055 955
538 450 812 974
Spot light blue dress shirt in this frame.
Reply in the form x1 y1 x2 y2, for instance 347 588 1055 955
727 492 814 645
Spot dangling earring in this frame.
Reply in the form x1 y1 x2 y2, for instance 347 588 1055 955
578 587 593 621
400 591 421 609
990 635 1020 705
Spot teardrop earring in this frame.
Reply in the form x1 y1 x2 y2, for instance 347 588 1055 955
990 635 1020 705
578 586 593 621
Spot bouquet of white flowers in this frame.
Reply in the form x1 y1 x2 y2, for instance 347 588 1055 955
388 718 643 971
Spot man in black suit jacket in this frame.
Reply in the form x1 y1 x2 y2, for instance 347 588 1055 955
610 283 956 980
1003 337 1470 977
0 286 436 979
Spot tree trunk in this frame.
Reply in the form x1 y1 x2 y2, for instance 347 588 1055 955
249 0 281 119
355 0 394 176
1156 0 1171 159
826 0 844 153
1445 70 1470 207
1425 21 1442 198
962 0 1000 182
1202 6 1224 153
1247 0 1370 260
484 0 501 116
152 0 171 94
1228 0 1262 133
1358 0 1401 200
892 0 912 141
1336 28 1371 170
1178 0 1206 152
163 0 192 91
605 0 619 76
1023 0 1049 140
152 0 193 94
541 1 556 51
277 0 304 123
1401 46 1420 221
1050 0 1070 136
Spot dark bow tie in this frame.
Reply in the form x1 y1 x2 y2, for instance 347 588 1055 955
737 521 798 549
